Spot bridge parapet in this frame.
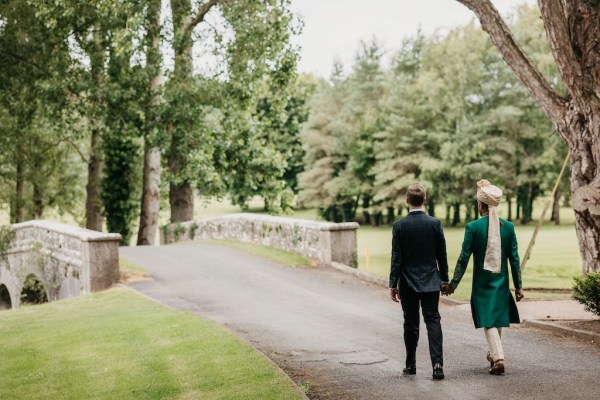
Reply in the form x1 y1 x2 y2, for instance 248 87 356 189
161 213 359 267
0 220 121 309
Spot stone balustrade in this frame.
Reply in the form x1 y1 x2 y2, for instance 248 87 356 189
0 220 121 309
161 213 359 267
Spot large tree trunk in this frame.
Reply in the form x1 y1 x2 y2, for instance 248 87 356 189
169 0 195 223
85 28 106 231
138 146 161 244
455 0 600 272
567 116 600 274
137 0 163 245
85 129 104 231
167 0 220 223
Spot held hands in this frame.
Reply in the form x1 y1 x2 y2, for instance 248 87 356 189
515 288 525 302
390 288 400 303
441 282 455 296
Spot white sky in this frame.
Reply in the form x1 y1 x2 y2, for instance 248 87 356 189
290 0 536 78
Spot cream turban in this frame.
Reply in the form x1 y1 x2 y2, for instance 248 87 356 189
477 179 502 274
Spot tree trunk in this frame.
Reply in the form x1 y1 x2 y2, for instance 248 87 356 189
427 196 435 217
12 153 24 223
568 123 600 274
507 194 513 222
169 0 195 223
137 0 163 245
386 206 395 224
138 146 161 244
452 203 460 226
85 28 106 232
33 180 43 219
551 186 561 225
362 196 371 225
86 128 104 231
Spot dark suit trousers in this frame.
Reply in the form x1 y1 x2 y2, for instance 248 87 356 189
399 278 443 367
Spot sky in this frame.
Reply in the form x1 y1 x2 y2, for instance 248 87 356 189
290 0 536 78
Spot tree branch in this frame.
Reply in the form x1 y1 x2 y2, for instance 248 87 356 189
455 0 568 126
537 0 591 112
0 50 42 69
184 0 220 34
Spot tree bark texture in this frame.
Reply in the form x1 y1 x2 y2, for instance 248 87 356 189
85 128 104 231
85 28 106 232
137 0 163 245
456 0 600 272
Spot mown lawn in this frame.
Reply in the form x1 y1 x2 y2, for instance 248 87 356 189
357 223 580 301
0 289 303 400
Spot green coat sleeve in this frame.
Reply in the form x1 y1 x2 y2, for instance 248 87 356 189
450 224 473 289
508 225 522 289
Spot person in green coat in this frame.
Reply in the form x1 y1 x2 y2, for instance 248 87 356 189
443 179 524 375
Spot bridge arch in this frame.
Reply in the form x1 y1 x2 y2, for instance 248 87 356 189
0 284 11 310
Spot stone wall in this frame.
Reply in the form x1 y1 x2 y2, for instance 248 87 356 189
0 220 121 309
161 213 359 267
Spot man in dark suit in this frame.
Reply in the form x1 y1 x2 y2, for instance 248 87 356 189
389 183 449 380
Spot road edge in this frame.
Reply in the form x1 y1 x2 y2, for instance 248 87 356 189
522 319 599 346
117 284 310 400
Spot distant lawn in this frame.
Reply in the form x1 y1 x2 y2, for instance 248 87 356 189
357 223 581 301
199 239 311 267
0 289 303 400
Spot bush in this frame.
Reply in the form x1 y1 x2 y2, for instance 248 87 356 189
572 272 600 317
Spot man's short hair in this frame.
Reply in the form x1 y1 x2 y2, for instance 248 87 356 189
406 183 426 207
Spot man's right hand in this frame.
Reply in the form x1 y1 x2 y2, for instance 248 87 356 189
390 288 400 303
441 283 455 296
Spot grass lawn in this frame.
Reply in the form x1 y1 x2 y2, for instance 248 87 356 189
0 289 303 400
357 223 581 301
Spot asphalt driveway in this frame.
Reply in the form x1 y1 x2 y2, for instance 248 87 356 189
121 243 600 400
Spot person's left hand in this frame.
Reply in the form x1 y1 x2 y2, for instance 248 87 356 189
515 288 524 302
390 288 400 303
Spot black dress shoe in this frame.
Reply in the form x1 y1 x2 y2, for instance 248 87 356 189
402 366 416 375
432 363 444 380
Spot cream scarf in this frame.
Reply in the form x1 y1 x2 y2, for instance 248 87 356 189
476 179 503 274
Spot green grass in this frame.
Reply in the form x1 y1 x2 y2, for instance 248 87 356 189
357 223 581 301
200 239 311 267
0 289 302 400
119 258 146 273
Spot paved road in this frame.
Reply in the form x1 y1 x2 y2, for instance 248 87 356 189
121 243 600 400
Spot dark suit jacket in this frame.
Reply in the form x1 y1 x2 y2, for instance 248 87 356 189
389 211 449 293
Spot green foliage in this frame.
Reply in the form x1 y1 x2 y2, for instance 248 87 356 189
572 272 600 317
20 274 48 304
0 226 15 263
299 5 566 225
102 134 141 245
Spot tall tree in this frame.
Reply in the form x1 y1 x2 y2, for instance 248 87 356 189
137 0 163 245
454 0 600 272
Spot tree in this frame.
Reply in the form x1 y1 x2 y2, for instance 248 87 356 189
137 0 163 245
0 0 82 223
165 0 300 222
455 1 600 272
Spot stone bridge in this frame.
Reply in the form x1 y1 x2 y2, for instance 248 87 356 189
0 220 121 310
161 213 359 267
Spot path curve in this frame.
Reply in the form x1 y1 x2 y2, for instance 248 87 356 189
121 243 600 400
